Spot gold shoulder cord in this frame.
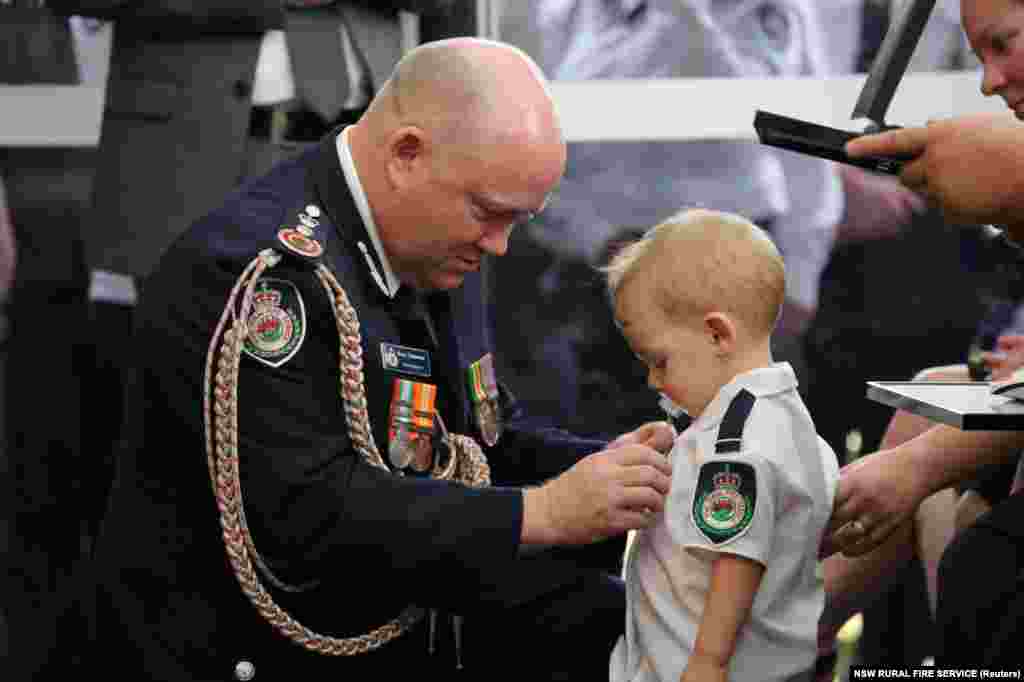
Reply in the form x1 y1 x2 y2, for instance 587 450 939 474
203 248 491 656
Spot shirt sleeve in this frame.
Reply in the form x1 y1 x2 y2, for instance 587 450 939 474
676 448 779 566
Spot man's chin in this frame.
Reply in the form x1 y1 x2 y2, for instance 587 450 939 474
424 271 466 291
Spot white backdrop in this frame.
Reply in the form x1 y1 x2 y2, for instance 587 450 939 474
0 7 1004 147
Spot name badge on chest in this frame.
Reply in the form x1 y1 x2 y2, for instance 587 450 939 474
380 342 432 378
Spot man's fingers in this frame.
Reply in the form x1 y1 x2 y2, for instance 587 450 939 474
607 433 633 449
618 486 667 515
614 510 659 534
620 464 672 495
997 334 1024 350
899 158 929 193
828 473 859 526
609 444 673 476
845 126 927 159
838 517 898 557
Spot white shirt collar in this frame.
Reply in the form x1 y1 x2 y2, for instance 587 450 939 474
335 127 401 298
692 362 798 432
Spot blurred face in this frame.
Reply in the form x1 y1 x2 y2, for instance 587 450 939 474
382 129 564 291
615 274 722 418
963 0 1024 119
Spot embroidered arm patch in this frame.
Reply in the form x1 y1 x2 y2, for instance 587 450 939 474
691 460 757 545
242 277 307 368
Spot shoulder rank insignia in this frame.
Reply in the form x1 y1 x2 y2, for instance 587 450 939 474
692 461 757 545
242 278 307 368
276 204 325 263
278 227 323 259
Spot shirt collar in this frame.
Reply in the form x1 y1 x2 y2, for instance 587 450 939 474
335 127 401 299
692 362 798 432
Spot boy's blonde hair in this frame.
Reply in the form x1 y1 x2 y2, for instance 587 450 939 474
604 208 786 339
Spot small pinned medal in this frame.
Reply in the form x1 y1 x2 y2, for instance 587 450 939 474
467 353 502 447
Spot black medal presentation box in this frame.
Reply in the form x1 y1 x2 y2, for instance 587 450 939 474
866 382 1024 430
754 0 936 175
753 111 906 175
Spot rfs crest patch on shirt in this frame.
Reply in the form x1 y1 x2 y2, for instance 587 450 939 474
692 461 757 545
242 278 306 368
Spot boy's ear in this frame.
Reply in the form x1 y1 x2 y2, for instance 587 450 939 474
704 312 737 355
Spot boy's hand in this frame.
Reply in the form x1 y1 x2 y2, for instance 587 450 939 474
681 653 728 682
608 420 677 454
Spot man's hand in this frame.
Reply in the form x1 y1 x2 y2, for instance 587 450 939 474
982 333 1024 380
608 420 677 454
954 489 993 533
845 113 1024 240
522 444 672 546
681 652 728 682
821 449 930 558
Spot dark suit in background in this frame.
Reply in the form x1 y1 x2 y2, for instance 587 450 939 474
75 0 473 281
0 7 100 680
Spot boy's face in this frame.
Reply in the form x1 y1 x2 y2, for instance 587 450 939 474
614 274 723 418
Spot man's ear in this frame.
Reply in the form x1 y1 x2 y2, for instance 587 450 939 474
386 125 429 190
704 312 737 355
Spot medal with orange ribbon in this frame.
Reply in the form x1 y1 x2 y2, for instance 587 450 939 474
388 378 437 472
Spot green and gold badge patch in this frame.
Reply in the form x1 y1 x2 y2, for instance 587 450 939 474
692 460 757 545
242 278 306 368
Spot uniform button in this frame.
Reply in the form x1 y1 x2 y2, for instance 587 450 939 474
233 79 252 100
234 660 255 681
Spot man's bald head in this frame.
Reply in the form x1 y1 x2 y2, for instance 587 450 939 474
345 39 565 293
365 38 561 154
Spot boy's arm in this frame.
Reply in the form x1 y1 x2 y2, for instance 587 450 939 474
683 553 765 681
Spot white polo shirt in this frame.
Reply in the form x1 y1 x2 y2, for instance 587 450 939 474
610 363 839 682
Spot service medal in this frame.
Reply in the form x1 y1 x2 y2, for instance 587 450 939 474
467 353 502 447
389 425 414 470
475 399 501 449
388 378 437 471
410 433 434 473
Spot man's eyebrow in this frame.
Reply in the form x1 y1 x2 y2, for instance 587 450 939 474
476 191 552 216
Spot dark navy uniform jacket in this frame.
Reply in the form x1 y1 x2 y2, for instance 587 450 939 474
91 131 618 679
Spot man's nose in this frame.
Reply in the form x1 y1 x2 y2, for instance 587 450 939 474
981 62 1007 97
